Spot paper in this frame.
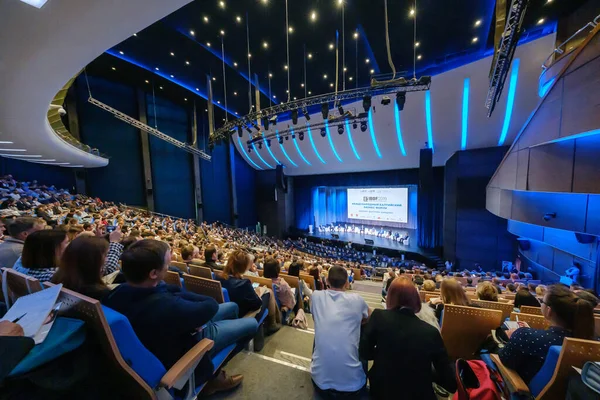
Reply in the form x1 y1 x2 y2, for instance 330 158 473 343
0 284 62 342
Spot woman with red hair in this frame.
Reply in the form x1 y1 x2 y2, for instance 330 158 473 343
359 277 456 399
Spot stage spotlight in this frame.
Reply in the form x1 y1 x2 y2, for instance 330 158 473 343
302 108 310 121
360 121 367 132
291 132 295 139
253 123 261 132
337 104 344 115
321 103 329 119
285 135 289 140
299 132 304 141
352 121 358 129
337 124 344 135
418 76 432 86
248 146 252 153
396 92 406 111
246 126 253 134
291 109 298 125
266 139 271 147
258 142 262 150
381 96 391 106
238 126 243 138
278 136 284 144
362 95 372 112
320 127 326 137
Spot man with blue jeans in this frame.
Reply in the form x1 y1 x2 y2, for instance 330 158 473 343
104 239 257 395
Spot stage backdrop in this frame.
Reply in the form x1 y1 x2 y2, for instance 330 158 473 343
311 186 417 229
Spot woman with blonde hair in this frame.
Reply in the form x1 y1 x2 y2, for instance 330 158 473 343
429 278 471 321
476 281 499 302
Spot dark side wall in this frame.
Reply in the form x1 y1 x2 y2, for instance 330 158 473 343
444 146 516 271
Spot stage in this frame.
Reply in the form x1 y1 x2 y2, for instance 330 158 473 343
306 229 419 253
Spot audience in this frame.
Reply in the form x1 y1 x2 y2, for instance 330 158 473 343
311 266 370 397
263 258 296 312
476 281 499 302
0 217 44 268
288 261 313 300
429 278 472 321
203 245 222 270
422 279 436 292
499 285 595 384
13 229 68 282
360 277 456 399
514 288 541 308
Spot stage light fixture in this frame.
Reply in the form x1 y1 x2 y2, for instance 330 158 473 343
362 96 372 112
396 92 406 111
337 104 344 115
320 127 327 137
246 127 253 134
258 142 262 150
266 139 272 147
321 103 329 119
248 146 252 153
360 121 367 132
381 96 391 106
291 133 295 139
418 76 432 86
302 108 310 121
353 122 358 129
285 135 289 140
291 109 299 125
299 132 304 141
278 137 284 144
337 124 344 135
238 126 243 138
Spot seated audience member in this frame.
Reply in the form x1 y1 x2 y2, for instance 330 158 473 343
309 267 324 291
476 281 499 302
499 285 595 384
422 279 436 292
103 240 258 394
514 288 541 309
203 245 221 270
361 277 456 399
575 290 599 308
527 283 538 294
51 236 113 300
311 266 371 396
181 244 203 266
491 277 503 294
288 261 313 299
413 275 424 288
434 273 444 289
13 230 68 282
263 258 296 312
0 217 44 268
430 278 472 321
465 277 474 288
506 283 517 293
535 285 547 298
217 250 268 318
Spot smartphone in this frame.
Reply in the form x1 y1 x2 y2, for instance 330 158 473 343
106 225 117 233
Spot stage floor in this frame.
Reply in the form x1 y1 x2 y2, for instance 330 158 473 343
306 230 419 253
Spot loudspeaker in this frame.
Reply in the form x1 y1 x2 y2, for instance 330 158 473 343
276 165 288 193
518 239 530 251
331 233 340 239
365 239 374 245
575 232 597 244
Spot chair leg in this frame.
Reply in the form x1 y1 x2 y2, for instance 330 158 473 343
253 324 265 352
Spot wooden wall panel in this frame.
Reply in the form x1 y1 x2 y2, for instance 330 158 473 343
528 141 574 193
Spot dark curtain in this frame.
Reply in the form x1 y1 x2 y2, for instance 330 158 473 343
0 158 76 192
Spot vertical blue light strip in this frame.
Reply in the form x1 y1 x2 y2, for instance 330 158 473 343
276 130 298 167
425 91 434 153
498 58 520 146
236 136 263 170
307 124 326 164
251 142 274 169
367 109 382 158
325 121 343 162
393 105 406 156
262 132 280 165
461 78 470 150
345 119 361 160
292 129 311 166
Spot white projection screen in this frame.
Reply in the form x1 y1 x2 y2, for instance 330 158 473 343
347 187 409 224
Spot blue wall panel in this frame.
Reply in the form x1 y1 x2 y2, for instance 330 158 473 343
146 95 195 219
200 142 232 225
234 147 256 229
76 76 145 206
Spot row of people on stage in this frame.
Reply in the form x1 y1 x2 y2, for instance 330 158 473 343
316 224 410 244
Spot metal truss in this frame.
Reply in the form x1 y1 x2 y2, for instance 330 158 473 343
88 97 211 161
210 76 431 144
485 0 529 117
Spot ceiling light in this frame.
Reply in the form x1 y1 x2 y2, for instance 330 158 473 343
119 51 124 55
370 69 375 73
474 19 482 27
337 0 343 5
184 98 188 101
190 30 195 36
293 96 297 100
301 83 305 87
203 16 209 23
263 41 269 48
234 92 238 96
286 90 289 93
284 65 288 70
217 101 221 104
212 77 216 81
261 0 268 3
415 42 420 47
310 11 317 21
219 1 225 9
269 73 273 78
111 67 116 71
233 62 238 67
323 74 327 79
365 58 370 63
330 83 334 87
170 52 175 56
0 149 27 151
170 74 174 78
236 16 242 23
19 0 49 9
220 30 225 36
145 80 149 83
472 37 478 43
353 32 359 39
248 53 252 58
409 8 415 17
159 86 163 90
133 33 137 37
155 67 159 71
196 88 200 91
349 77 353 81
289 27 294 33
546 0 552 3
308 91 312 95
0 141 13 144
273 95 277 99
343 67 347 72
185 61 190 65
537 18 545 25
207 42 211 47
308 53 313 59
235 112 238 115
329 43 334 50
417 55 422 60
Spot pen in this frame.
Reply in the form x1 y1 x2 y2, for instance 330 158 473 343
12 313 26 323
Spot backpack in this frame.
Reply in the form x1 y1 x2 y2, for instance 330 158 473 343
454 359 506 400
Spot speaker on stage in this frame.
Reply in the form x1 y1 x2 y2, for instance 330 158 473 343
332 233 340 239
365 239 374 245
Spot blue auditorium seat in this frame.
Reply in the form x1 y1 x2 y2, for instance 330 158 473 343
222 287 230 302
528 345 561 397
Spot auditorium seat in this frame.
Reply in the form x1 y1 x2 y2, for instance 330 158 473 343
170 261 188 272
470 300 513 320
187 265 213 280
1 267 43 307
182 274 227 303
164 271 183 288
510 312 550 330
299 273 316 290
520 305 543 315
491 338 600 399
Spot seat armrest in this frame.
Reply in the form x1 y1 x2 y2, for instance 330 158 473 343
160 338 214 390
490 354 530 394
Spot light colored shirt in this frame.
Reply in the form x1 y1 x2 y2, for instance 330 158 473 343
311 290 368 392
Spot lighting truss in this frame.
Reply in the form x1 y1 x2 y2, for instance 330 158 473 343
485 0 529 117
88 97 211 161
210 76 431 144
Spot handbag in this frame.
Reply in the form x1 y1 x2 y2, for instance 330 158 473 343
454 359 506 400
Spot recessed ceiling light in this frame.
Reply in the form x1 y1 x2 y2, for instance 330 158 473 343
155 67 159 71
111 67 116 71
365 58 370 63
409 8 415 17
329 43 334 50
330 83 334 87
220 30 225 36
170 74 174 78
184 98 188 101
159 86 163 90
353 32 359 39
284 65 288 70
308 91 312 95
234 92 238 96
415 42 420 47
310 11 317 21
236 16 242 23
170 52 175 56
370 69 375 73
203 16 209 23
207 42 211 47
145 80 149 83
323 74 327 79
235 112 238 115
337 0 343 5
0 149 27 151
537 18 545 25
546 0 553 3
185 61 190 65
273 95 277 98
417 54 422 60
212 77 216 81
233 62 238 67
263 41 268 48
472 37 478 43
248 53 252 58
349 77 353 81
294 96 297 100
119 51 124 55
269 73 273 78
286 90 289 93
301 83 305 87
261 0 268 3
133 33 137 37
308 53 313 59
190 30 195 36
196 88 200 91
217 101 221 104
219 1 225 9
289 27 294 33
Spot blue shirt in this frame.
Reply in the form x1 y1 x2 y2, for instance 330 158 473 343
499 326 570 383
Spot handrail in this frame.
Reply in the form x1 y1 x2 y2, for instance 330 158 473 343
541 14 600 70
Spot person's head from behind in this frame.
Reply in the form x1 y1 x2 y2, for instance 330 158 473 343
223 250 252 279
263 258 281 279
288 261 304 277
435 274 443 283
308 266 320 284
477 281 498 301
121 240 171 286
413 275 424 286
204 245 218 262
440 278 469 306
576 290 599 308
507 283 516 293
7 217 45 241
326 266 348 290
22 229 68 270
83 222 93 232
527 283 537 293
67 226 83 242
386 277 421 312
422 279 436 292
543 285 594 339
510 273 519 281
52 236 109 291
181 244 195 262
536 285 546 297
466 277 473 286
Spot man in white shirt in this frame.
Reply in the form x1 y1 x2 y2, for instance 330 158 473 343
311 266 370 397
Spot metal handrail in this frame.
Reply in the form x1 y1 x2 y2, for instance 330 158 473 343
541 14 600 70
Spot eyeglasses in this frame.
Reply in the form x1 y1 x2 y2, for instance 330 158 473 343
539 299 547 305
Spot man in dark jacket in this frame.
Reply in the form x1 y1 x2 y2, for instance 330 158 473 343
103 239 258 395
